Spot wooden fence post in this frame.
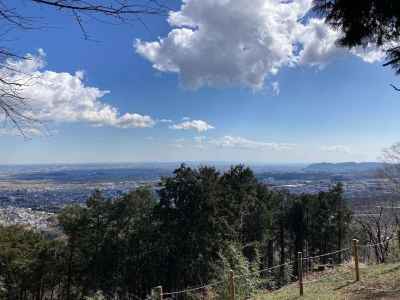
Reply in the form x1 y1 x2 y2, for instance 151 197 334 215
352 239 360 281
229 269 235 300
151 286 163 300
205 286 211 300
297 252 304 296
397 229 400 252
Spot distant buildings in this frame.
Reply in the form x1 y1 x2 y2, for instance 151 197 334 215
0 206 56 231
0 166 399 229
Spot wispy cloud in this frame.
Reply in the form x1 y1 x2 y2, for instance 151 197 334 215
170 138 186 148
0 128 43 137
159 119 173 123
320 145 351 154
271 81 280 96
170 120 214 132
209 135 295 150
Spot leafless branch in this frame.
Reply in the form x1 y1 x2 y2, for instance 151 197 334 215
0 0 167 136
390 84 400 92
31 0 167 16
356 206 396 263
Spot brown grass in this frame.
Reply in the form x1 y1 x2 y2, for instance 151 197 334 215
255 262 400 300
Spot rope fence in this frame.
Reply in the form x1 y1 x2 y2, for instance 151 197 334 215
233 261 294 278
302 247 350 262
162 280 225 297
150 236 400 300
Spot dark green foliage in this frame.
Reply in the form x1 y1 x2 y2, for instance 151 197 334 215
0 165 352 299
287 183 352 262
0 225 65 299
58 187 161 298
155 165 272 291
313 0 400 74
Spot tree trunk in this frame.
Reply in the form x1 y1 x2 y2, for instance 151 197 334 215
66 239 76 300
267 239 274 268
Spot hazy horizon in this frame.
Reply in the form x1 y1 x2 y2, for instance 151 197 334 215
0 160 382 167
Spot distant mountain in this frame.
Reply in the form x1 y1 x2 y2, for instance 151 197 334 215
303 162 383 174
0 162 307 182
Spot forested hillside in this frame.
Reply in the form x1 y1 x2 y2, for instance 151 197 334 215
1 164 397 299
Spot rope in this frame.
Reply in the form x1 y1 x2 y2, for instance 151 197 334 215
233 261 294 278
359 238 393 249
302 248 350 261
160 239 398 297
303 259 352 283
163 261 295 296
162 279 225 296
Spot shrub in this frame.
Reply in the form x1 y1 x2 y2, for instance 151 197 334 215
210 243 262 300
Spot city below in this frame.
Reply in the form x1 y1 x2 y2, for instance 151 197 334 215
0 162 397 229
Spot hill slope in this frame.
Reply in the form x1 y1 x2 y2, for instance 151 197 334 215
256 262 400 299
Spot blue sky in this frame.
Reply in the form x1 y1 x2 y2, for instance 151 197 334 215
1 0 400 164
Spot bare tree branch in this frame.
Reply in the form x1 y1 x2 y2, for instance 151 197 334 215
390 84 400 92
0 0 167 136
31 0 167 16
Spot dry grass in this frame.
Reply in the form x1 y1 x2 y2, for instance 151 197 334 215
254 262 400 300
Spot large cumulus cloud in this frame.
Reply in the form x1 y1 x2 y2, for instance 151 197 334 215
135 0 385 90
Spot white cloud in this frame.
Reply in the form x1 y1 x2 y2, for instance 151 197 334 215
320 145 351 154
271 81 280 96
297 18 385 67
350 44 386 64
135 0 313 90
135 0 387 90
168 135 294 151
159 118 173 123
0 50 155 131
170 119 214 132
0 128 44 137
296 18 343 67
210 135 295 150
